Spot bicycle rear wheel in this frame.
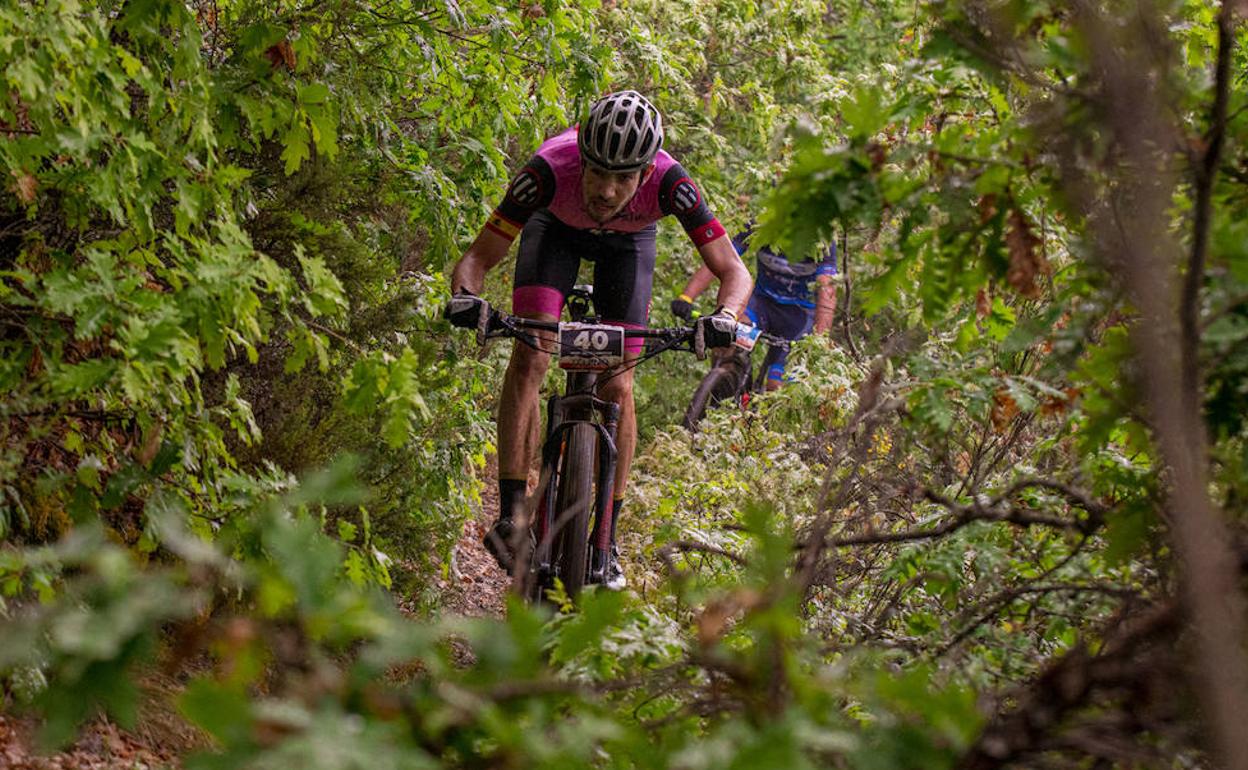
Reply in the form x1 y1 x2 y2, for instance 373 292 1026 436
551 423 596 598
683 364 742 431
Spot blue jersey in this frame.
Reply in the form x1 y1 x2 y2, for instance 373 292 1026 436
732 228 837 310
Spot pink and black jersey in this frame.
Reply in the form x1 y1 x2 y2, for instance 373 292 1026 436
484 127 726 247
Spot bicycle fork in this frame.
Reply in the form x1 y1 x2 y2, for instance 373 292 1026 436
532 391 621 583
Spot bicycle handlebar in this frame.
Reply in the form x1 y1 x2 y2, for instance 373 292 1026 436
447 294 782 361
754 330 790 350
489 313 694 341
486 312 699 358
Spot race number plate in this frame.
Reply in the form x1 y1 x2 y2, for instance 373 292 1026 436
733 322 761 352
558 322 626 370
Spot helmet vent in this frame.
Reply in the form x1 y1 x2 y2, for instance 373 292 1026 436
577 90 664 172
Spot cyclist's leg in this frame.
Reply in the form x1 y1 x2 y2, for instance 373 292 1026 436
590 224 656 503
756 296 813 391
487 212 579 567
497 325 556 490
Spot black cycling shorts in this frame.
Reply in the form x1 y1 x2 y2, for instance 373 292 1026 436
512 210 656 335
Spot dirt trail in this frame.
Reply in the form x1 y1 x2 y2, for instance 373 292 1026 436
432 455 510 618
0 696 191 770
0 716 152 770
432 515 510 619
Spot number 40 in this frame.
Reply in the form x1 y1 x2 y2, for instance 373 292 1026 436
572 330 609 350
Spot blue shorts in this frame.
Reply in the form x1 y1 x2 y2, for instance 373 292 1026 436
744 293 814 382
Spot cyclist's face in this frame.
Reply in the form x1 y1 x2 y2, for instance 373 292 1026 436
581 163 649 223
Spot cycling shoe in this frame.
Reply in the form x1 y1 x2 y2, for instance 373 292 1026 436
589 545 627 591
483 518 529 572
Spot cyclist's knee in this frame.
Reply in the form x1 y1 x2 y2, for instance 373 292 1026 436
598 372 634 403
508 342 551 383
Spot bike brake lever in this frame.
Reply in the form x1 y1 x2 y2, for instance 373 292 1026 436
645 331 695 356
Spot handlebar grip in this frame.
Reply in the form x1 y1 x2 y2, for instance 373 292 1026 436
445 295 487 329
693 313 736 358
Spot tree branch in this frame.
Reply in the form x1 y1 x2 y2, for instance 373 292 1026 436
1180 3 1236 402
1062 3 1248 765
813 488 1091 550
937 581 1139 659
989 478 1110 518
657 540 749 571
958 600 1182 770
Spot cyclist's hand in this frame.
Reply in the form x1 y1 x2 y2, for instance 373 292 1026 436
694 310 737 359
670 296 693 322
445 292 490 330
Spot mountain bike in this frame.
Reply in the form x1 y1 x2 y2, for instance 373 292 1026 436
682 322 791 431
448 286 729 602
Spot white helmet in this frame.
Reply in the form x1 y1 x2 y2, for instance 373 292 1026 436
578 90 664 173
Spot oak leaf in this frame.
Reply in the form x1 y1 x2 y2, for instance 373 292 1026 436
263 40 296 72
697 588 762 648
975 287 991 318
10 170 36 203
197 4 218 29
991 387 1020 432
137 423 163 466
977 193 998 224
1005 208 1049 298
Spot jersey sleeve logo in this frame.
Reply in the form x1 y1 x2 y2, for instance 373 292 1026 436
670 178 702 215
506 168 543 208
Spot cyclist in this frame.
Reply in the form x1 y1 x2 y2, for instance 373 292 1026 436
447 91 751 589
671 223 836 390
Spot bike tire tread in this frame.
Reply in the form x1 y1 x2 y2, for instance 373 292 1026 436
683 365 742 431
552 423 596 599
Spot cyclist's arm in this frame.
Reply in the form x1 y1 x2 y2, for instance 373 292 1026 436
812 239 838 335
813 273 837 334
698 235 751 318
451 228 512 294
656 166 750 314
678 224 751 303
678 264 716 303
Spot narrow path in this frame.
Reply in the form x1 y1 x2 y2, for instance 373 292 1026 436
0 710 186 770
430 455 509 618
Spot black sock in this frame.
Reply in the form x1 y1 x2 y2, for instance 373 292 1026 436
498 478 526 522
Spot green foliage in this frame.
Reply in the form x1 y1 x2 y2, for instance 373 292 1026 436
0 526 202 747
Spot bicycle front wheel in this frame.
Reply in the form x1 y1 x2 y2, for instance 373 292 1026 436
683 365 741 431
552 423 597 598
